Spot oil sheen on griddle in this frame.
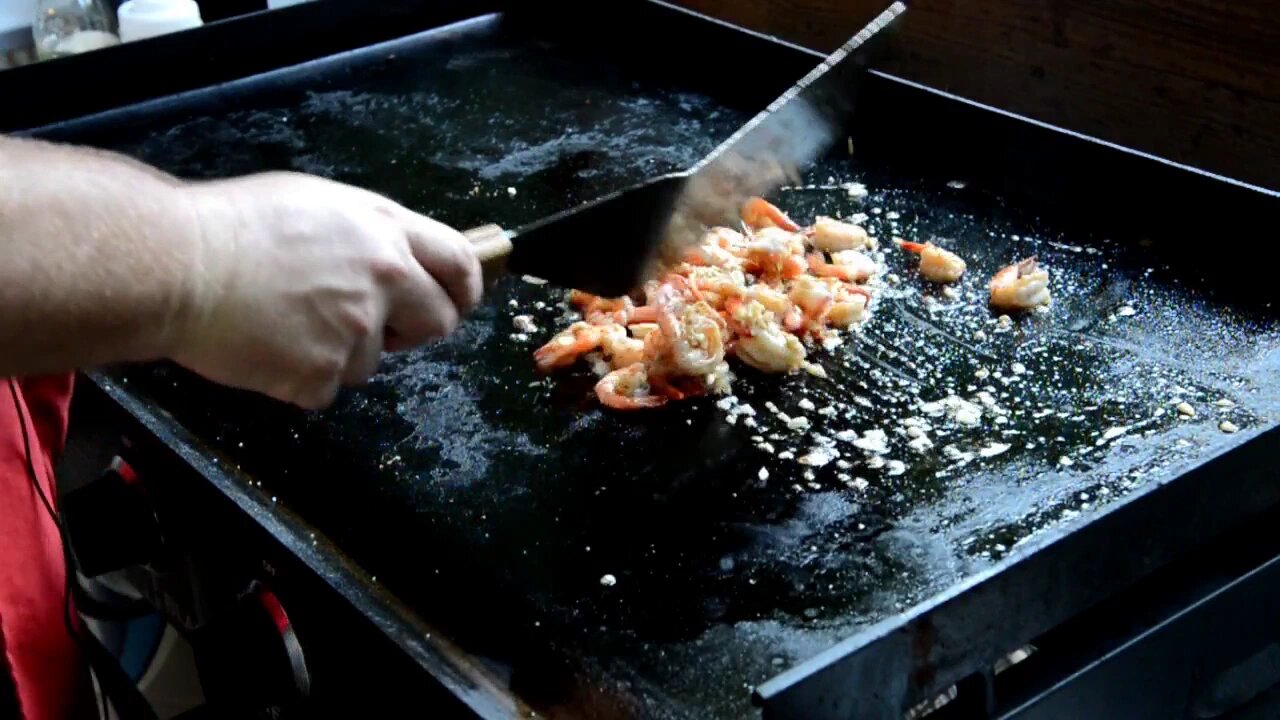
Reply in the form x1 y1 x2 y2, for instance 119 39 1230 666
95 26 1280 720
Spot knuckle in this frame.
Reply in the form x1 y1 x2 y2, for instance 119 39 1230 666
369 254 412 285
445 242 475 277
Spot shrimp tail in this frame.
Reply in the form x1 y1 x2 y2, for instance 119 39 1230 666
741 197 801 232
596 387 667 410
595 365 668 410
533 343 574 373
647 374 687 401
651 374 708 401
807 253 850 280
629 305 660 324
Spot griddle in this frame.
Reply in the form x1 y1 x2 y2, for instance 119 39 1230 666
465 2 906 298
11 1 1280 718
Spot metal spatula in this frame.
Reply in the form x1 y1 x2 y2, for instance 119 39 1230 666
464 2 906 298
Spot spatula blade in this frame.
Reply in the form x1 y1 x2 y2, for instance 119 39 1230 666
496 2 906 299
661 2 907 253
504 174 686 298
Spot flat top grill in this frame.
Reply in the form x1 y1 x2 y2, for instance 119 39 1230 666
30 5 1280 718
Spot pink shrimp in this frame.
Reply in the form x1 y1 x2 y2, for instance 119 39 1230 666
989 257 1050 311
896 239 966 284
745 247 806 280
807 253 872 282
628 305 660 324
741 197 801 232
595 363 667 410
533 322 607 372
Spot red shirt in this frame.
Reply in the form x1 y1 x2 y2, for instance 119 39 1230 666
1 375 96 720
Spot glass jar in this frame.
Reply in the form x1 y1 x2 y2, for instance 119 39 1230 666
32 0 119 61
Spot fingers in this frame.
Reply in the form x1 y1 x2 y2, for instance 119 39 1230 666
395 210 483 315
383 261 459 351
371 203 481 351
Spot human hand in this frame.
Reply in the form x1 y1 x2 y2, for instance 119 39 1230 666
169 171 481 409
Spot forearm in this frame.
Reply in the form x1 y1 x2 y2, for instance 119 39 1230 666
0 135 204 377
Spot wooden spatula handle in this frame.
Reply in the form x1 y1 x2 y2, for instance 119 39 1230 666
463 224 513 287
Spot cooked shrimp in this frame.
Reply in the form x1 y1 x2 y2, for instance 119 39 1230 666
684 266 746 308
659 301 726 376
591 303 637 325
568 289 605 309
743 284 791 317
706 361 734 394
752 226 807 255
599 325 646 368
684 240 744 269
741 197 801 232
721 297 753 338
537 195 882 409
989 257 1050 311
782 306 805 333
569 290 639 325
570 290 627 313
727 297 771 333
627 305 660 324
808 253 874 283
809 216 871 252
533 322 606 372
627 322 659 340
743 228 806 280
736 326 807 373
746 250 805 280
828 284 872 327
707 227 751 259
788 275 834 319
649 372 716 402
641 326 670 363
896 239 966 284
595 363 667 410
829 250 878 282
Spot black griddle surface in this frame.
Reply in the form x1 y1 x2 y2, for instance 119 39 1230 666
45 13 1280 719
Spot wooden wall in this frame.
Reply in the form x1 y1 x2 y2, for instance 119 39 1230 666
669 0 1280 191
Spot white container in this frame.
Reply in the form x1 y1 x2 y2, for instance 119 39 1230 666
117 0 202 43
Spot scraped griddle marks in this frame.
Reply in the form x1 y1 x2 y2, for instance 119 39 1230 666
845 339 924 386
891 306 1002 364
